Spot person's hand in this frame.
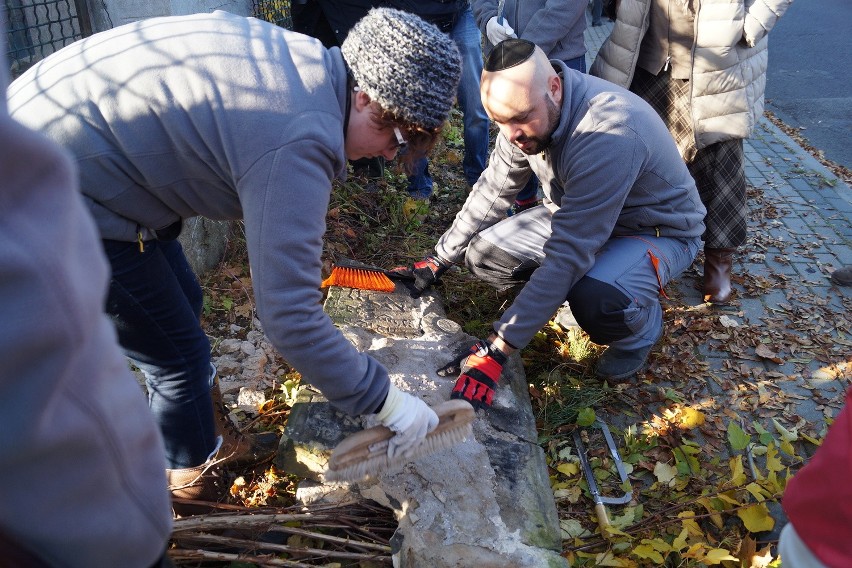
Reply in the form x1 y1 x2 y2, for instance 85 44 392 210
486 16 517 45
438 339 507 410
375 384 439 459
388 255 450 297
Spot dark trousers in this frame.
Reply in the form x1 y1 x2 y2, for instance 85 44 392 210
103 239 216 469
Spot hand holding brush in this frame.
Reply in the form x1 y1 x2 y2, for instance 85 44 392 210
325 390 475 483
375 384 438 459
387 254 451 297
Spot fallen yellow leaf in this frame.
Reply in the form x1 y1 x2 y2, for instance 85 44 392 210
738 503 775 533
704 548 739 564
729 455 747 486
556 462 579 477
750 544 776 568
678 407 706 429
632 544 665 564
654 462 677 485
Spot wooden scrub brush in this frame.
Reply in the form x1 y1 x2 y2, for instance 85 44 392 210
321 258 411 293
324 399 475 483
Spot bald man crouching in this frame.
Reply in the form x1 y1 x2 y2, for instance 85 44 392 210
397 39 706 405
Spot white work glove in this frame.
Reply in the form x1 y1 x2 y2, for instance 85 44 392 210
375 384 439 459
486 15 517 45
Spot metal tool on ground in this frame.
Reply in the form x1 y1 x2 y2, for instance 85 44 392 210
573 419 633 537
321 257 413 293
325 399 475 482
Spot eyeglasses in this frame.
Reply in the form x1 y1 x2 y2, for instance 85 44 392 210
392 126 408 153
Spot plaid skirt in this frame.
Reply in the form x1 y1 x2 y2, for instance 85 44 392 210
630 67 747 249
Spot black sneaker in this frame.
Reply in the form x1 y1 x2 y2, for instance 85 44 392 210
554 303 580 332
507 198 541 216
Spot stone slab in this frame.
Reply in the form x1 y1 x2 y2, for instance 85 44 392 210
276 285 568 568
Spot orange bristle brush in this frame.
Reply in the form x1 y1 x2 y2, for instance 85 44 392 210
321 258 410 293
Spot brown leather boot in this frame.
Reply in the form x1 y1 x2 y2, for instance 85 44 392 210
703 247 736 304
167 441 225 517
831 266 852 286
210 365 279 469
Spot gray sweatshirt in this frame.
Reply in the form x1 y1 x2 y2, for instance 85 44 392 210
1 16 172 564
8 11 390 416
435 62 706 349
472 0 587 62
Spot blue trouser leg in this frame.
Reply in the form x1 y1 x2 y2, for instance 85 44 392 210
407 157 433 199
408 9 490 196
592 0 604 24
103 239 216 469
452 8 489 186
571 235 699 350
463 207 701 351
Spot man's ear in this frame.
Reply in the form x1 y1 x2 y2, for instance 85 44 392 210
549 73 563 106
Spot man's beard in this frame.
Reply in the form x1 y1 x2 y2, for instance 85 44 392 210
514 95 560 155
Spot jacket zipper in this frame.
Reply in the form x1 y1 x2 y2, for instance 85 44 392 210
664 0 672 72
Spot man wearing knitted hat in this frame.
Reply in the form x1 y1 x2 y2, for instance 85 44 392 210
394 39 705 406
9 8 461 511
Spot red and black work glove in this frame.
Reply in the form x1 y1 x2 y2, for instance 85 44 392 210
388 255 450 298
437 339 507 410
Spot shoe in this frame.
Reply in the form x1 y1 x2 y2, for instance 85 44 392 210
703 247 735 304
507 198 541 216
554 303 580 332
595 344 654 382
167 437 226 517
830 266 852 287
592 21 602 26
406 174 433 201
351 157 385 179
210 365 279 469
406 188 433 200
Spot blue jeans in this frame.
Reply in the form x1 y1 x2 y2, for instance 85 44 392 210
408 8 489 197
591 0 604 24
103 239 216 469
514 55 588 205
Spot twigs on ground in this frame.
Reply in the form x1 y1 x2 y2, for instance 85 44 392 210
169 501 395 566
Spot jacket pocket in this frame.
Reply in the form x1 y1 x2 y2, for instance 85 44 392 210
695 2 744 49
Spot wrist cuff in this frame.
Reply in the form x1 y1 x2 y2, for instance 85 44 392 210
483 339 508 365
375 383 402 422
493 332 518 351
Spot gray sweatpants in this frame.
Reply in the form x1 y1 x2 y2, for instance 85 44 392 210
465 206 701 350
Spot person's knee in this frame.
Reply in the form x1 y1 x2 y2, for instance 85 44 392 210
465 234 533 291
568 277 633 344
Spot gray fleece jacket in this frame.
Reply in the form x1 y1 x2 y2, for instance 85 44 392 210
8 11 389 416
472 0 587 62
435 61 706 349
1 14 172 562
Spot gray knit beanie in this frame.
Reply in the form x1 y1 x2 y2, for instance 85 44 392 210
341 8 462 131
